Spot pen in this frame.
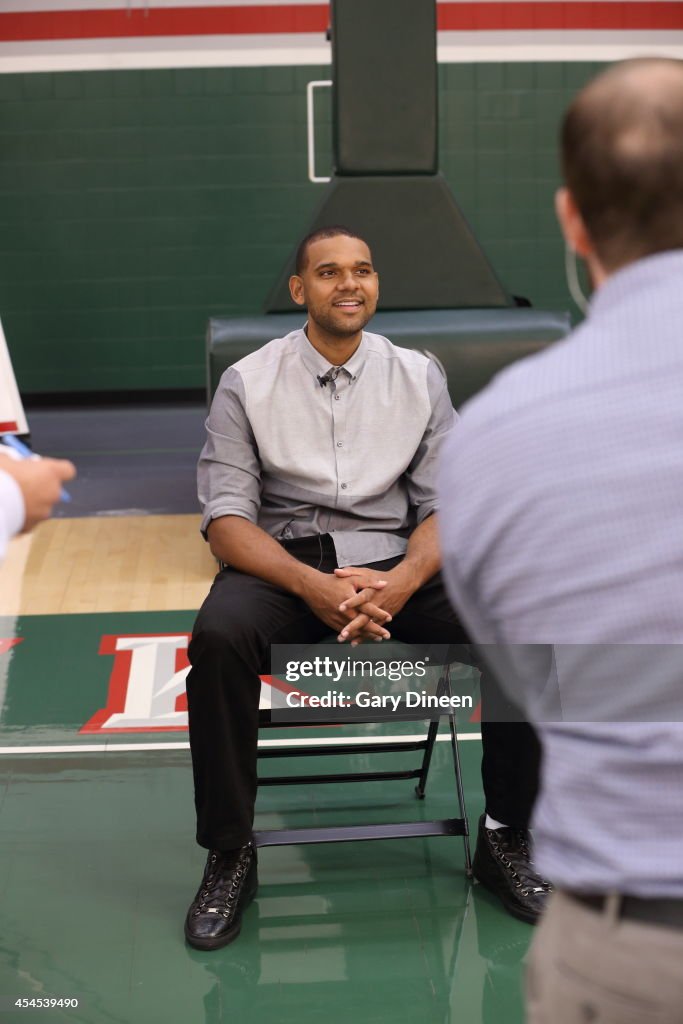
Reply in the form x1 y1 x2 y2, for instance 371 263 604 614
0 434 72 503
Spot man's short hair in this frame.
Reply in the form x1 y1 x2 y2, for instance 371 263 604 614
561 58 683 270
295 226 369 276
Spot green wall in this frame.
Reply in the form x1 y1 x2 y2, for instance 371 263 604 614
0 62 601 394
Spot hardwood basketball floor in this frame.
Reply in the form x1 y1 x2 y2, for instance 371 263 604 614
0 515 215 615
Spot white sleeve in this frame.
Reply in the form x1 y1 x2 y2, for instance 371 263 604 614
0 469 26 563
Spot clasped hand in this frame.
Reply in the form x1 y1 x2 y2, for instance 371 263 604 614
301 566 413 646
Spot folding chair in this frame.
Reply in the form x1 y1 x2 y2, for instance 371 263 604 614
253 641 473 878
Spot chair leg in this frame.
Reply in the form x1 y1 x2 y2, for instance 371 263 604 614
415 667 450 799
415 714 440 799
449 710 473 878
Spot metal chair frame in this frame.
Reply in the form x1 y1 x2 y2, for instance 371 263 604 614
253 663 472 877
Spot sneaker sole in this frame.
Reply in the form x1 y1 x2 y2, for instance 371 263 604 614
184 882 258 951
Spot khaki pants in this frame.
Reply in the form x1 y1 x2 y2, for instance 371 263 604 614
527 890 683 1024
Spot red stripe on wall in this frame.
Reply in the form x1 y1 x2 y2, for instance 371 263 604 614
0 5 329 42
437 1 683 31
1 3 682 42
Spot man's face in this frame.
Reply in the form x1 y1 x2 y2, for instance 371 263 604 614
289 235 379 337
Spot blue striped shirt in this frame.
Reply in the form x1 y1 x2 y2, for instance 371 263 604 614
438 249 683 896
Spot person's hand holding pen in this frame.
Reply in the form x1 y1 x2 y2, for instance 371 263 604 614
0 436 75 532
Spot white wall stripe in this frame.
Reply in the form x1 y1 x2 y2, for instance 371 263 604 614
437 31 683 61
0 33 330 71
0 732 482 755
1 31 682 72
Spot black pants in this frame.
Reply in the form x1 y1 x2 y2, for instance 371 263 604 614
187 536 540 850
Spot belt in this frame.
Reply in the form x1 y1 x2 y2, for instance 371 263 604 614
568 891 683 931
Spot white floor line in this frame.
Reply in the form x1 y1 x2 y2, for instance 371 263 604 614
0 732 482 755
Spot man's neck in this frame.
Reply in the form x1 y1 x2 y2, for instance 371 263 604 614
304 322 362 366
586 253 609 290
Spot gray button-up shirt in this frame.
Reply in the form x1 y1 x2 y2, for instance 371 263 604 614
199 327 455 566
439 250 683 897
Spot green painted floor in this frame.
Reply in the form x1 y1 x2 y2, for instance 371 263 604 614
0 614 531 1024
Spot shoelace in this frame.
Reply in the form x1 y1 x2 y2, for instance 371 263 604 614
514 830 554 892
488 829 554 897
195 846 252 920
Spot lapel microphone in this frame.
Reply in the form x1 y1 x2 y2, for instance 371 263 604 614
317 368 340 388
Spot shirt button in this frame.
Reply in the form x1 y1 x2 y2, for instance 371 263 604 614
337 442 343 447
341 483 347 489
334 395 341 401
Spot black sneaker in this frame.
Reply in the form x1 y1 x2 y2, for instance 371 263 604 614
184 842 258 950
472 814 553 924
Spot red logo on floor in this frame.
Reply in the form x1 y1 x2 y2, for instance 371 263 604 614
81 633 306 733
0 638 23 655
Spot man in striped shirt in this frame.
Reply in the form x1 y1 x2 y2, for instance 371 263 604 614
439 58 683 1022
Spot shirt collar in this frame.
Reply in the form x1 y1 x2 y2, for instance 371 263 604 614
296 326 366 382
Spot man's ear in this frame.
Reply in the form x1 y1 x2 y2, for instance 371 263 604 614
555 187 593 259
289 274 306 307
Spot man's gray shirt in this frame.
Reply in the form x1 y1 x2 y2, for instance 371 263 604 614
438 249 683 897
199 327 454 566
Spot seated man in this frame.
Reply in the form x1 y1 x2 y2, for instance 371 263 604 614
184 226 549 950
